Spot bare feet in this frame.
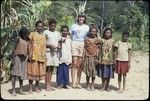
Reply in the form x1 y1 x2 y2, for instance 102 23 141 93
76 84 82 89
100 87 105 92
117 89 123 93
28 90 33 94
105 88 111 92
91 86 95 91
63 85 69 89
45 88 51 91
49 86 55 91
57 85 63 89
18 90 27 95
71 83 77 88
35 88 41 93
11 92 17 96
86 85 91 91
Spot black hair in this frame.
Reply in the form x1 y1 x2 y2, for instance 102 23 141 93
87 26 98 37
102 27 112 38
19 27 29 40
35 20 44 27
48 18 57 26
60 25 69 32
122 31 129 37
89 26 98 33
77 14 86 24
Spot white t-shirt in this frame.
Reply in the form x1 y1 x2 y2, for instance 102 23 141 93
43 30 61 51
115 40 132 61
69 24 89 42
59 36 72 65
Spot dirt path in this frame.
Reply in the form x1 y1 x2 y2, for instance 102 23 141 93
0 51 149 100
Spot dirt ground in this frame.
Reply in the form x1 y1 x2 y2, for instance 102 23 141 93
0 51 149 100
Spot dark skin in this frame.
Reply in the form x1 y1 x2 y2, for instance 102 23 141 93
28 22 44 94
85 28 99 91
11 32 28 96
57 27 69 88
116 34 131 92
45 23 57 91
100 30 114 92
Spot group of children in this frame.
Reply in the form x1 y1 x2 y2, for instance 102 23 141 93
10 17 132 96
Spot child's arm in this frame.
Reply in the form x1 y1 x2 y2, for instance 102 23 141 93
128 49 132 69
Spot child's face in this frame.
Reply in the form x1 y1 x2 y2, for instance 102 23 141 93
61 28 68 37
90 28 97 38
49 23 56 32
122 34 128 42
36 23 44 33
104 30 112 39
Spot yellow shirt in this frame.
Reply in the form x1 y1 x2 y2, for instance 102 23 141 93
29 32 46 62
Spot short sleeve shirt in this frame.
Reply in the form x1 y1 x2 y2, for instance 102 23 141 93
43 30 61 51
115 40 132 61
69 24 89 42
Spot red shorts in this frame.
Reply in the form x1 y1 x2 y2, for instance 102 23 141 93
115 61 129 74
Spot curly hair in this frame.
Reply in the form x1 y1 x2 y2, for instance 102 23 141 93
48 18 57 26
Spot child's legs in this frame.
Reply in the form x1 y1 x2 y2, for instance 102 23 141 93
123 74 126 90
29 80 33 91
45 66 51 88
35 80 40 92
77 57 83 85
71 56 78 86
57 64 64 85
63 63 69 85
118 74 122 90
18 77 23 91
105 78 110 91
86 76 90 86
101 78 105 87
49 66 54 87
11 75 17 93
91 76 95 87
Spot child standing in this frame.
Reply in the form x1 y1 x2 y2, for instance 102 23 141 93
27 20 46 94
83 26 100 91
11 27 29 96
43 18 61 91
114 31 132 92
97 28 115 92
56 25 72 89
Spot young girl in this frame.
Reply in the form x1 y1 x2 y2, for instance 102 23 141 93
83 26 100 91
114 31 132 92
11 27 29 96
27 20 46 94
56 25 72 89
43 18 61 91
97 28 115 92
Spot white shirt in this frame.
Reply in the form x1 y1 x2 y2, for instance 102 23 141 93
43 30 61 51
59 36 72 65
69 24 89 42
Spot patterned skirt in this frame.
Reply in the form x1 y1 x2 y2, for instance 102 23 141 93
115 61 129 74
11 55 27 80
96 64 114 78
83 56 97 77
27 60 45 81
